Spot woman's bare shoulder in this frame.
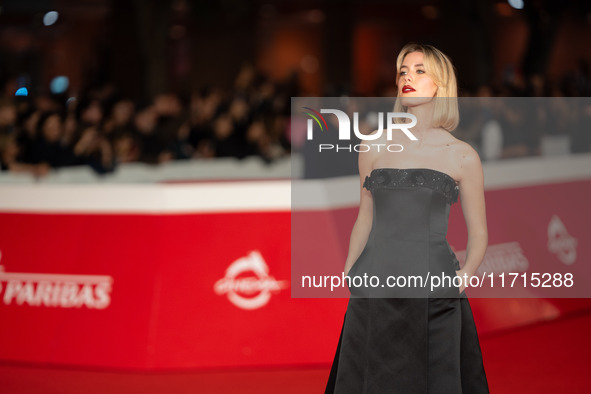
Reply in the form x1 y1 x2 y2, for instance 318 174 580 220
456 141 480 165
437 132 481 179
449 140 482 182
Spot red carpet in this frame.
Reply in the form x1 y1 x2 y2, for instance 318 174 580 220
1 311 588 394
481 310 590 394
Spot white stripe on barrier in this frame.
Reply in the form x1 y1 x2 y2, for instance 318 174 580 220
0 154 589 213
0 182 292 213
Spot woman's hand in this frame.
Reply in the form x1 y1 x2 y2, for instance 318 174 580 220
455 269 469 294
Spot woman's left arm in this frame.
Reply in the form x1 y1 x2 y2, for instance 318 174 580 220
456 144 488 292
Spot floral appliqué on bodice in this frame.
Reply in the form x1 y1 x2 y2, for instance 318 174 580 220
363 168 459 205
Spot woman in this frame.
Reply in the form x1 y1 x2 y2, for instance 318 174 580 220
325 43 490 393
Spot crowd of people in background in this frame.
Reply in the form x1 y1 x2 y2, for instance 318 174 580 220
1 62 590 178
0 64 293 177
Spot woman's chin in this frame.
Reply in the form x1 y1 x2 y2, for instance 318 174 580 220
399 96 434 108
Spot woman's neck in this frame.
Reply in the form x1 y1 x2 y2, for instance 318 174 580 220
406 100 436 138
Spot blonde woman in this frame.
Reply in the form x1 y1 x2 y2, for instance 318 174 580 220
325 43 490 393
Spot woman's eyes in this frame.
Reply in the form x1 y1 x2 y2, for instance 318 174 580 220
399 69 426 76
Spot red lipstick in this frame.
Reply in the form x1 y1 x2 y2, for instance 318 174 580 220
402 85 415 93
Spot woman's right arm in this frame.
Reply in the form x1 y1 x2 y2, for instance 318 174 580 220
343 142 375 276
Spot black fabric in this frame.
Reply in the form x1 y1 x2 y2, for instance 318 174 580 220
325 168 489 394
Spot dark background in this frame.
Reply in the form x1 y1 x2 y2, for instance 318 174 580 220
0 0 589 176
1 0 590 99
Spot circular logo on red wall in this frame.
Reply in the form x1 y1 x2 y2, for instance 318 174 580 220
214 250 289 310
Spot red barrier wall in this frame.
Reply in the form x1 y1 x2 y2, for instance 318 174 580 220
0 170 590 370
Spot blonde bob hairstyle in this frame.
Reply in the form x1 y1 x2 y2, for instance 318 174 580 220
393 43 459 132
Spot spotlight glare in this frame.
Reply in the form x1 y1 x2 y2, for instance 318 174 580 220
50 76 69 94
15 87 29 97
43 11 59 26
507 0 524 10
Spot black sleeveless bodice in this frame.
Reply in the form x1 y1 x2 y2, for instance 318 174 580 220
348 168 462 298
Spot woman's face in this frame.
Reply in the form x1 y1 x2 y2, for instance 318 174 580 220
397 51 438 107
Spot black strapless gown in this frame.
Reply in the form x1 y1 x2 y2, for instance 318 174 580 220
325 168 489 394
